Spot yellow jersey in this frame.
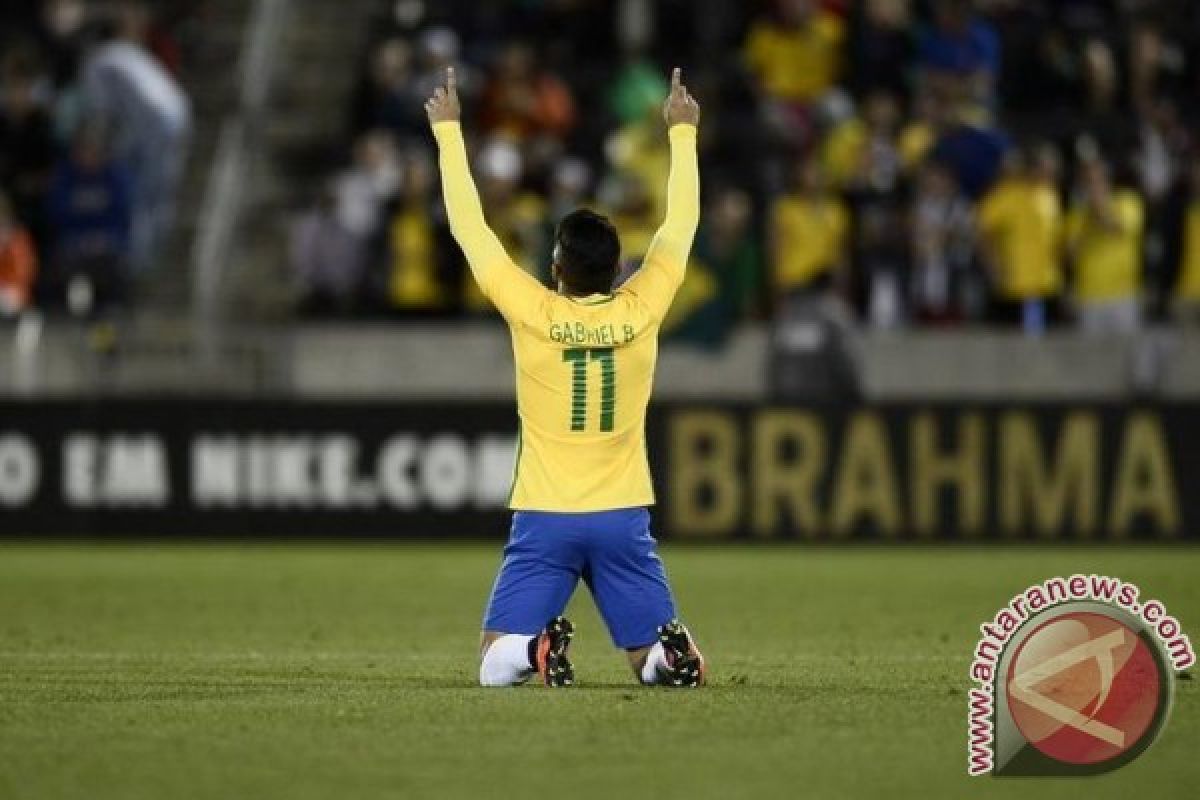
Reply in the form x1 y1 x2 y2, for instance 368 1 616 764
433 121 699 512
1066 191 1144 302
387 207 444 309
1175 203 1200 301
743 14 844 103
820 117 866 189
770 194 849 291
977 178 1062 300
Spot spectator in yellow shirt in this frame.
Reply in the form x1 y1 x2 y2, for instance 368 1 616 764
976 144 1063 329
744 0 845 145
1171 161 1200 324
383 155 451 313
1065 155 1145 335
770 157 849 298
745 0 844 104
821 90 903 193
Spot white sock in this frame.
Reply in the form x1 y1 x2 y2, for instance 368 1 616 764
479 634 537 687
640 641 669 685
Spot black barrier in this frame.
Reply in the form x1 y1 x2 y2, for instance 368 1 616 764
0 400 1195 540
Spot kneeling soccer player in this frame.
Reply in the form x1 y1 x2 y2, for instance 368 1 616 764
425 66 706 688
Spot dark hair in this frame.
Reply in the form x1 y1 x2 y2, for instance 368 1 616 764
554 209 620 295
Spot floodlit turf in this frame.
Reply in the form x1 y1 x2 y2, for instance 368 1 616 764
0 544 1196 799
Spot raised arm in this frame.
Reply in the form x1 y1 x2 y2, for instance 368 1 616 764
654 68 701 262
426 68 510 283
427 68 545 320
623 68 701 319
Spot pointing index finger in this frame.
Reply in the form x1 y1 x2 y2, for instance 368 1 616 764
447 66 457 94
671 67 682 92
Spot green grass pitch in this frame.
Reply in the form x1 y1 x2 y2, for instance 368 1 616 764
0 543 1196 799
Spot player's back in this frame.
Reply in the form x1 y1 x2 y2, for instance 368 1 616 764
430 110 698 513
507 289 661 512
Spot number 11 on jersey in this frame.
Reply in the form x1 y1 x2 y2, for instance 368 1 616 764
563 348 615 432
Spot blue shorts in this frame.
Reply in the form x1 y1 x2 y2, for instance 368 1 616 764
482 508 677 650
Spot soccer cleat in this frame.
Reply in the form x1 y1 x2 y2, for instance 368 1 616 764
534 616 575 687
656 620 705 687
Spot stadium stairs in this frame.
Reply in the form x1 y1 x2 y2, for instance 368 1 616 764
137 0 375 321
224 0 379 320
138 0 250 312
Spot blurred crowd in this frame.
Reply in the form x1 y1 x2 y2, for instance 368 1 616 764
296 0 1200 343
0 0 194 320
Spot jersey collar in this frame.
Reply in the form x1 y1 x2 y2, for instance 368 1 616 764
568 293 614 306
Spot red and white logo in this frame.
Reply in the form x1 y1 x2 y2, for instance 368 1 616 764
967 576 1191 777
1006 611 1162 767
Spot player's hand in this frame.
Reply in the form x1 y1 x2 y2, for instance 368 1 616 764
425 67 461 125
663 67 700 128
